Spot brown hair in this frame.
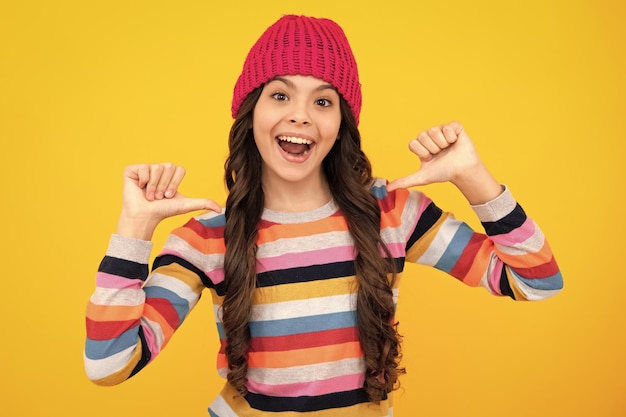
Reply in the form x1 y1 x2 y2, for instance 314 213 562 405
221 87 405 402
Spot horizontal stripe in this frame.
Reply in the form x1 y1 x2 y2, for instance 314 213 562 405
256 245 356 274
95 272 144 289
85 327 139 360
481 203 527 235
256 261 355 287
250 293 356 322
247 357 365 387
246 387 374 413
89 287 145 307
249 327 360 352
248 311 357 338
248 341 363 369
85 317 139 341
247 372 365 397
86 302 142 322
98 256 148 281
83 344 138 381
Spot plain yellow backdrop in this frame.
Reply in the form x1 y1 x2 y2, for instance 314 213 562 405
1 0 624 416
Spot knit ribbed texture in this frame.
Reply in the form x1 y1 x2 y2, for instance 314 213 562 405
232 15 362 124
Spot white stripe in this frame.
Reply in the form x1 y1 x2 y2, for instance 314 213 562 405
207 394 239 417
83 345 136 381
416 217 462 266
495 227 546 256
90 288 144 306
141 316 165 353
247 357 365 385
163 234 223 276
250 293 357 321
147 272 200 308
257 230 353 258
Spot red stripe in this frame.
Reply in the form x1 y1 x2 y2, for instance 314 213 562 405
85 317 140 340
145 298 180 329
183 217 224 239
450 234 486 278
218 327 360 353
511 256 560 279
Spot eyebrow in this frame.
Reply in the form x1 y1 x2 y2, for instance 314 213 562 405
271 76 337 92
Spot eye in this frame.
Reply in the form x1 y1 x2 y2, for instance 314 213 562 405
271 92 288 101
315 98 332 107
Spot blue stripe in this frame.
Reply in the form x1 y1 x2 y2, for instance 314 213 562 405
434 223 474 273
84 327 139 360
216 322 225 339
510 268 564 291
369 183 388 199
249 311 357 338
198 214 226 227
144 286 189 323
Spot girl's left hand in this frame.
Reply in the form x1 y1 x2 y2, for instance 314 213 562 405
386 121 484 192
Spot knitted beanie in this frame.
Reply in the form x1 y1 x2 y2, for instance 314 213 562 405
231 15 362 125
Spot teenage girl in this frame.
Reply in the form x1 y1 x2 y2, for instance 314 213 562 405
84 14 563 416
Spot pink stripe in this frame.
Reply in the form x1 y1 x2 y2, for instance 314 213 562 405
416 194 433 217
140 322 161 358
383 241 405 258
247 373 364 397
256 246 355 273
488 262 504 295
490 217 537 246
96 272 143 289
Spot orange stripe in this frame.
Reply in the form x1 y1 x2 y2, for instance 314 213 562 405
380 190 409 229
497 240 553 269
171 227 225 254
143 303 175 344
86 302 143 322
248 341 362 368
461 240 494 287
257 216 348 244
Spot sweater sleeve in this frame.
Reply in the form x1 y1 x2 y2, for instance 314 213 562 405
84 233 206 386
402 186 563 300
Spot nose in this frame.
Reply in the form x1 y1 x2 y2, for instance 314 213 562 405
287 102 311 126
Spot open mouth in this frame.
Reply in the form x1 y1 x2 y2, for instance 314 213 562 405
276 135 314 157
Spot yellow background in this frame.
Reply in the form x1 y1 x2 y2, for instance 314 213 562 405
1 0 624 416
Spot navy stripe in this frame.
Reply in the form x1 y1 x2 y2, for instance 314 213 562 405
406 202 443 249
129 326 152 377
481 203 527 236
499 267 515 299
99 256 148 281
245 388 380 412
256 260 355 287
152 254 219 292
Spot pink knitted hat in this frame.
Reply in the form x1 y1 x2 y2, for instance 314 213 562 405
231 15 362 124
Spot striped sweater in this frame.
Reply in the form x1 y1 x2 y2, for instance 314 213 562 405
84 180 563 416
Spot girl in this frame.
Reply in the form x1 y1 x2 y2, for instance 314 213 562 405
84 15 563 416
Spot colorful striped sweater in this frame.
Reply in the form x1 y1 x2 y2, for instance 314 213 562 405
84 180 563 416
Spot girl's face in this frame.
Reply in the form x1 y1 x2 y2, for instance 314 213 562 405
252 74 342 192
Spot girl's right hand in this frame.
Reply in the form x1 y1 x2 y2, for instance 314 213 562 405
116 163 222 240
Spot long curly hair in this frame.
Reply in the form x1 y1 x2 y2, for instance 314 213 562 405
221 86 405 403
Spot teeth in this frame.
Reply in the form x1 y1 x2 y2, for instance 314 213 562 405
277 135 313 145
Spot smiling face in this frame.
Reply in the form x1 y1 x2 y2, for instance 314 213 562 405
252 74 342 197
